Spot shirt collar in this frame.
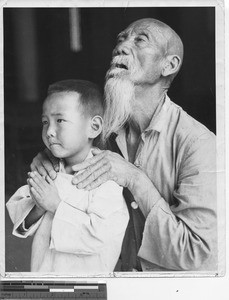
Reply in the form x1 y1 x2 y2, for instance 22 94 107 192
116 94 171 141
59 148 94 173
114 95 171 159
144 94 170 133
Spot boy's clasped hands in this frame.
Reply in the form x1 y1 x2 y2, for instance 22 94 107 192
27 171 61 214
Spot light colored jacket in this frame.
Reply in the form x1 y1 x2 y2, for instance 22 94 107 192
7 151 129 274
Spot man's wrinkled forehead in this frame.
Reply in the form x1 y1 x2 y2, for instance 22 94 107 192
122 20 168 48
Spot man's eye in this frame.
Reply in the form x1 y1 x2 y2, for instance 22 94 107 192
135 36 147 43
42 120 48 125
117 36 125 43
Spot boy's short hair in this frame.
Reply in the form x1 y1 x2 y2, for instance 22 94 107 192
47 79 104 117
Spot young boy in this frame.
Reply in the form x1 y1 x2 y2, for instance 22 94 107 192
6 80 129 274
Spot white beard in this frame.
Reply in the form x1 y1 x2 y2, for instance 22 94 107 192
102 75 135 143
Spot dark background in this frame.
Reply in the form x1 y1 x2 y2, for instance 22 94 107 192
4 7 215 272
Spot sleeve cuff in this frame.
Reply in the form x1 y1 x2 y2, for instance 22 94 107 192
13 207 44 238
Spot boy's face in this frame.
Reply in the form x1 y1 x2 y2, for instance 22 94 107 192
42 91 92 164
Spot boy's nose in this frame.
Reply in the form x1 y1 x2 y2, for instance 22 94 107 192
46 125 56 138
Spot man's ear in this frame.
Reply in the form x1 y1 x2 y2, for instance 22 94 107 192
162 55 181 77
88 115 103 139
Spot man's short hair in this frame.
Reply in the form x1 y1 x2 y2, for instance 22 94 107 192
47 79 104 117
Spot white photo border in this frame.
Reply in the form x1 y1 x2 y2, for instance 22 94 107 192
0 0 225 281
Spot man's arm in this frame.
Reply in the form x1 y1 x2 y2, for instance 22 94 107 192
71 149 146 195
71 149 161 214
137 133 217 271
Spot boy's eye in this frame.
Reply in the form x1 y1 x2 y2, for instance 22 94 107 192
42 120 48 125
57 119 65 123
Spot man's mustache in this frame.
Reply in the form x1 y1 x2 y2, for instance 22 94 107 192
110 56 133 71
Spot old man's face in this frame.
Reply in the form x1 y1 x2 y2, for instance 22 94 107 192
102 19 183 141
106 19 166 85
102 20 167 139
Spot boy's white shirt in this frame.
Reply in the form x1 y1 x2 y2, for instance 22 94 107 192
6 149 129 274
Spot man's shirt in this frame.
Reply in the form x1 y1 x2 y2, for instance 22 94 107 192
116 95 217 271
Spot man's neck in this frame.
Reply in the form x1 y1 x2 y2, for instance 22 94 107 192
129 84 167 134
124 84 166 163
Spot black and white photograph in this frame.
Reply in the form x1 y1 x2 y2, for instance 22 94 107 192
0 1 226 296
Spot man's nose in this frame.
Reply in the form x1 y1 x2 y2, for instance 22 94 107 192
113 40 132 56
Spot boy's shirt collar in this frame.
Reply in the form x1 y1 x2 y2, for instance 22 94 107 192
58 148 94 174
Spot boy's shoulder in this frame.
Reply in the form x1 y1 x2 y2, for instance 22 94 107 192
55 171 123 198
93 180 123 197
57 148 124 196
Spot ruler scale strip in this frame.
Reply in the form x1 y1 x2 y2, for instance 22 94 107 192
0 281 107 299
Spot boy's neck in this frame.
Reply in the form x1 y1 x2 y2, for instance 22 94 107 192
63 146 92 175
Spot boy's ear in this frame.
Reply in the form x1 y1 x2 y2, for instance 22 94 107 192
162 54 181 77
88 115 103 139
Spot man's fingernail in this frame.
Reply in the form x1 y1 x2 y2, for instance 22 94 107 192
72 178 78 184
49 170 57 179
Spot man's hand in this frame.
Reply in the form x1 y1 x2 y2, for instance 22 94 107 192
30 148 59 180
72 148 142 191
28 171 61 214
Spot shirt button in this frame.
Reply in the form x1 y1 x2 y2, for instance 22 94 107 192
131 201 139 209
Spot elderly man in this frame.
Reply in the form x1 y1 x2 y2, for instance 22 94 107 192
31 18 217 272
